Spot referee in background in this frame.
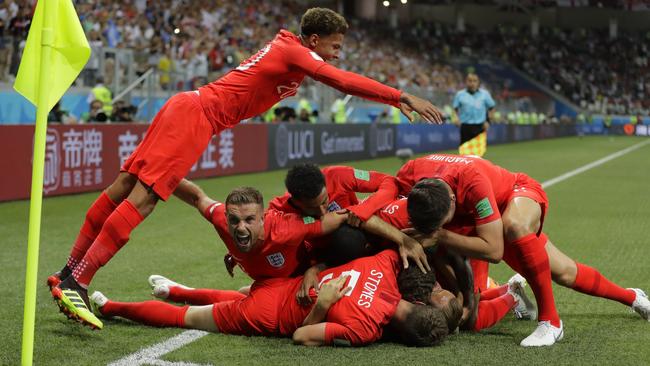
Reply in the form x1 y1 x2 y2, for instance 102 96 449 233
453 73 496 147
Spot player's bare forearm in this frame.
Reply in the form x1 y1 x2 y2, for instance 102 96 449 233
320 211 349 234
361 215 403 244
293 323 327 346
438 225 503 263
173 179 216 214
302 302 331 326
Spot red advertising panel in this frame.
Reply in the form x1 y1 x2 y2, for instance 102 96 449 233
0 124 268 202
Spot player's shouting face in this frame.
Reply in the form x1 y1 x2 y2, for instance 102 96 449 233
226 202 265 253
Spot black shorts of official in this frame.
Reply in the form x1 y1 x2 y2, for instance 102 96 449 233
460 123 486 145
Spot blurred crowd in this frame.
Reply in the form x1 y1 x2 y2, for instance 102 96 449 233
0 0 648 120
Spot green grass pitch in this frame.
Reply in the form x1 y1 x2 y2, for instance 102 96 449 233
2 136 649 365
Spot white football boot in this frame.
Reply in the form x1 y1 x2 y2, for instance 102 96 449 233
520 320 564 347
630 288 650 321
148 274 193 299
508 273 537 321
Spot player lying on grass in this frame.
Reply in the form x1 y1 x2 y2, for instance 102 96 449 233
393 155 650 346
90 250 450 347
48 7 444 328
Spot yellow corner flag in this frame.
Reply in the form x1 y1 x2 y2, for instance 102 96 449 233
14 0 90 110
459 131 487 157
13 1 89 365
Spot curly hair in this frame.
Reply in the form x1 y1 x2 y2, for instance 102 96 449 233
300 8 348 37
407 179 451 235
399 305 449 347
285 163 326 200
397 261 437 304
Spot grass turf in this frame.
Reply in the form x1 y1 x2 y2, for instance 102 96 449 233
1 135 649 365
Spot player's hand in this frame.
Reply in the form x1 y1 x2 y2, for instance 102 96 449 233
296 266 321 306
224 253 235 277
399 236 431 273
399 92 444 124
401 227 440 249
321 210 349 233
316 274 351 308
483 121 490 132
346 211 362 227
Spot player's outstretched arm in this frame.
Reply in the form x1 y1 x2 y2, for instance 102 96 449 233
173 179 217 214
398 92 445 124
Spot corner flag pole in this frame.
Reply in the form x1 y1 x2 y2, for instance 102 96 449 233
21 1 57 364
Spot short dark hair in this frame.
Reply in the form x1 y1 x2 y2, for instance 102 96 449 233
225 187 264 207
324 224 372 266
285 163 325 201
397 261 437 304
300 8 348 37
399 305 449 347
407 179 451 235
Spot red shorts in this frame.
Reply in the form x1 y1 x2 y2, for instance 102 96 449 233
211 279 291 336
502 173 549 235
121 91 214 200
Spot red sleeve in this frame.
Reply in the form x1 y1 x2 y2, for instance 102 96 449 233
324 322 374 346
269 211 323 245
462 173 501 226
203 201 226 227
282 46 401 107
325 167 398 221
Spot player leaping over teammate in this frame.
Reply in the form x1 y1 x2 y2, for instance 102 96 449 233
48 7 444 328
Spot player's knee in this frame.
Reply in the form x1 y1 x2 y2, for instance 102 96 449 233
503 215 536 241
551 262 578 287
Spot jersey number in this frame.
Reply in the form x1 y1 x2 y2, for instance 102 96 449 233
236 44 271 71
319 270 361 297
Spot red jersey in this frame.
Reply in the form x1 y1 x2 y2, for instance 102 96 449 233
397 154 519 226
377 196 475 235
212 250 402 346
203 201 322 280
269 166 399 221
198 30 401 132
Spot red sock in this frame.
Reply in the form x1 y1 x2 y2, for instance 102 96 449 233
101 300 188 327
470 259 490 293
67 192 118 270
473 293 516 332
572 262 636 306
480 284 508 300
73 200 144 287
505 233 560 327
168 286 246 305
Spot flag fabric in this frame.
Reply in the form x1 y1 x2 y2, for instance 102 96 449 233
459 131 487 157
14 0 90 110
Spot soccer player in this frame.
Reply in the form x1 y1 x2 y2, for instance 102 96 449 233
394 155 650 346
48 7 444 326
90 250 450 347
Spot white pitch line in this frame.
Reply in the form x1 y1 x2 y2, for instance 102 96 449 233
108 138 649 366
108 330 211 366
541 139 650 188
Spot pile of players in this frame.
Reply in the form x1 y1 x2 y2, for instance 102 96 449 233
48 156 650 347
45 7 649 348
